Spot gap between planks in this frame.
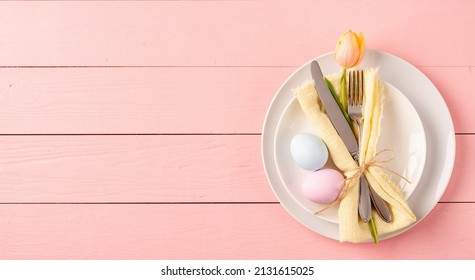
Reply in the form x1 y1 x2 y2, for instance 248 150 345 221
0 202 473 205
0 133 261 136
0 202 279 205
0 133 472 136
0 66 298 68
0 66 473 68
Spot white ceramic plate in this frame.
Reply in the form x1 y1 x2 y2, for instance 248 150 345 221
261 50 456 241
274 81 427 223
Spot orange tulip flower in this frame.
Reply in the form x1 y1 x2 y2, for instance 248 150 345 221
334 30 366 69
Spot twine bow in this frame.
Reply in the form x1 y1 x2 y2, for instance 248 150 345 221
314 148 411 215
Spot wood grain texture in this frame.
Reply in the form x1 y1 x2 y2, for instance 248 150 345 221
418 66 475 134
0 135 468 203
0 66 472 134
0 0 470 260
0 203 473 259
0 135 275 203
441 135 474 202
0 0 474 67
0 67 292 134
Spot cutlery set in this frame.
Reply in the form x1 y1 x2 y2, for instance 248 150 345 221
311 61 391 223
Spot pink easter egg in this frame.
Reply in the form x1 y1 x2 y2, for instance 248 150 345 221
301 169 343 204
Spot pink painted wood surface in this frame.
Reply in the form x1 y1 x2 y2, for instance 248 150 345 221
0 67 291 134
0 1 473 67
0 203 473 259
0 0 472 259
0 66 472 134
0 135 470 203
0 135 274 203
418 67 474 134
442 135 475 202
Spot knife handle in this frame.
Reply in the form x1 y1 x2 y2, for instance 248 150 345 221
369 184 392 223
358 175 371 223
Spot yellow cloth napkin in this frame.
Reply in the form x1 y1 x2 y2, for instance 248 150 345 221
292 68 416 243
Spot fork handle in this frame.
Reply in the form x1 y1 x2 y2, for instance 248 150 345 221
358 175 371 223
355 120 371 223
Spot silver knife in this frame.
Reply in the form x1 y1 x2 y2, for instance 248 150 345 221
310 60 372 223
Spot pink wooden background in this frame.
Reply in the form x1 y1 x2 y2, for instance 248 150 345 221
0 0 473 259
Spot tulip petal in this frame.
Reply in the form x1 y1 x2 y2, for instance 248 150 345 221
334 30 360 68
355 32 366 65
335 30 351 61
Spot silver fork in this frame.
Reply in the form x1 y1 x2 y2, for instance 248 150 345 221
348 70 392 223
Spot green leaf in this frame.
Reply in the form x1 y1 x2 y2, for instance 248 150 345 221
324 76 351 125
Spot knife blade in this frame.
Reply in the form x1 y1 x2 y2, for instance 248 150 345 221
310 61 359 159
311 60 371 223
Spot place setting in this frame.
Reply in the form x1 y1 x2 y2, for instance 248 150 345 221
261 30 456 243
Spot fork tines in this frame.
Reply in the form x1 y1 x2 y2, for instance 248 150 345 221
349 70 364 106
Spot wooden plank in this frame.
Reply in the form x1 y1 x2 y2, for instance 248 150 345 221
0 66 471 134
441 135 475 203
419 66 475 134
0 1 473 66
0 135 275 203
0 67 292 134
0 135 469 203
0 203 473 259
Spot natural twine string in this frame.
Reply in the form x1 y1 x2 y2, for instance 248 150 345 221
313 148 411 215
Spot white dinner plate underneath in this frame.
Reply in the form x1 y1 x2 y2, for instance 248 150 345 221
261 50 456 241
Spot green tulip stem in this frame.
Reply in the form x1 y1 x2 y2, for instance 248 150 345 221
369 213 379 244
340 68 348 112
